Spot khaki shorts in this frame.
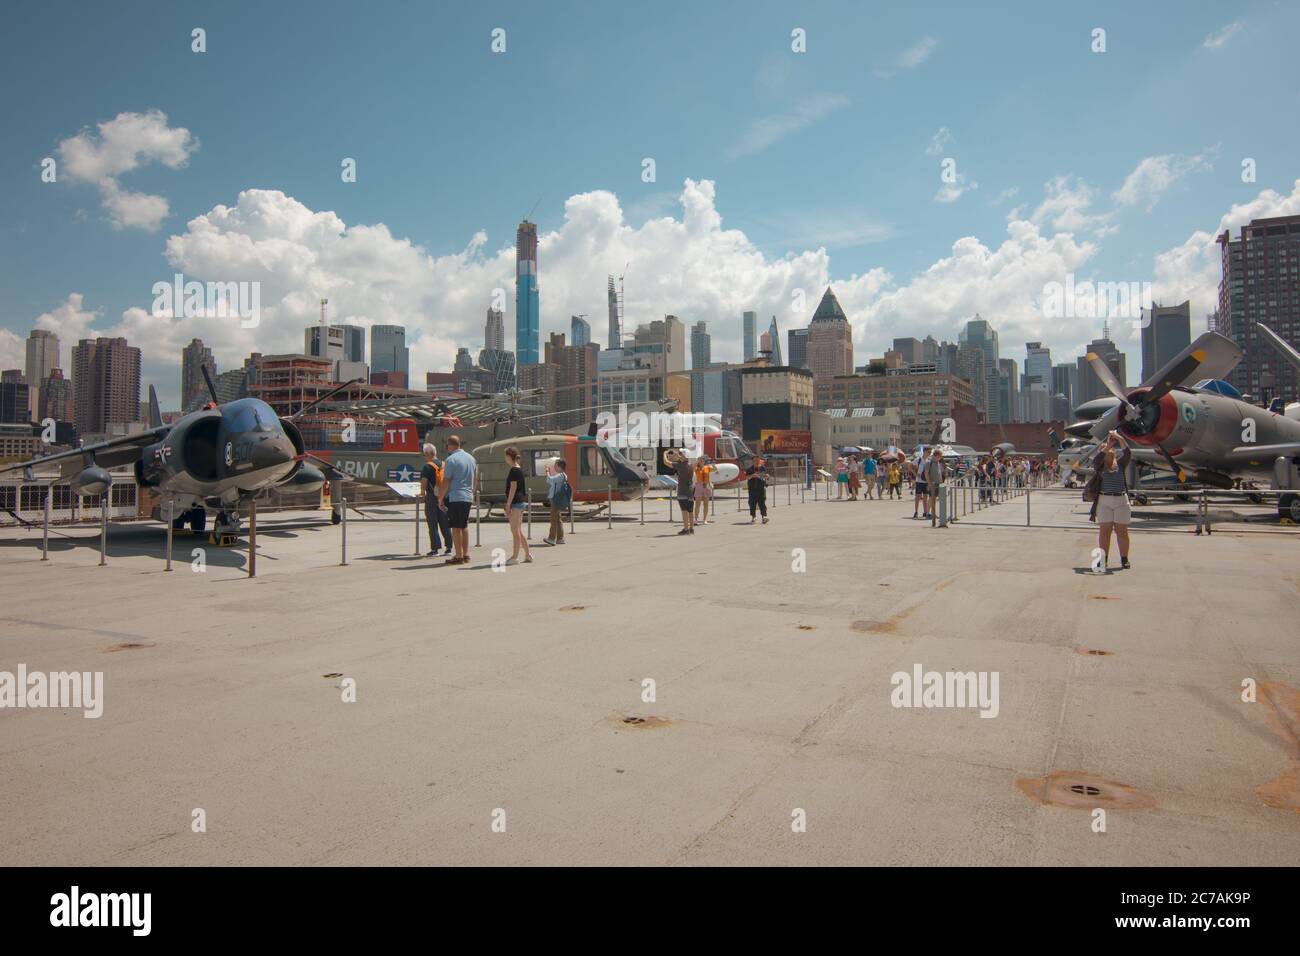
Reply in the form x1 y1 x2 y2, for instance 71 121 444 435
1095 494 1131 524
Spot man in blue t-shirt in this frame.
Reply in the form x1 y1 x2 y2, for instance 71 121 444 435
437 435 478 565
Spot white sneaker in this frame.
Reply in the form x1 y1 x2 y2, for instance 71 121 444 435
542 538 556 546
505 557 518 566
558 539 567 545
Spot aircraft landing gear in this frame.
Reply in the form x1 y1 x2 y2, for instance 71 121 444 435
331 507 341 525
1279 493 1300 524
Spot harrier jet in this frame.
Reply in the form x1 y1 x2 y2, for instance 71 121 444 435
1 368 347 533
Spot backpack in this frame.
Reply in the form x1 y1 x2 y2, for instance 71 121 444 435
551 474 572 510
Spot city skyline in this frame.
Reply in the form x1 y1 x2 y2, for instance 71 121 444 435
3 2 1300 408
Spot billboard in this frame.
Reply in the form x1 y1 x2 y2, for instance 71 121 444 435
759 429 812 455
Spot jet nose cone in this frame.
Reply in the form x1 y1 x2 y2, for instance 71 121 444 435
251 435 296 472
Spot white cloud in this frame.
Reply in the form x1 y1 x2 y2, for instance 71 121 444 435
1113 150 1216 211
56 110 197 231
925 127 952 156
1203 22 1243 50
1030 175 1115 236
991 186 1020 205
875 35 939 79
31 177 1300 410
935 173 978 204
727 93 850 160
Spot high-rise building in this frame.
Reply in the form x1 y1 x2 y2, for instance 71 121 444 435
570 315 591 348
958 316 1000 421
607 276 621 350
486 308 506 352
39 368 73 422
341 325 365 363
370 325 409 380
0 375 29 424
807 288 853 381
25 329 59 420
454 348 474 374
477 348 517 392
305 325 344 363
516 220 540 364
544 332 599 429
1218 215 1300 402
181 338 215 411
72 337 141 435
892 337 925 366
690 321 711 369
1140 301 1192 384
788 328 809 369
766 316 783 366
629 315 686 374
742 311 757 362
1052 362 1078 409
1024 342 1051 389
997 358 1019 423
1076 335 1127 404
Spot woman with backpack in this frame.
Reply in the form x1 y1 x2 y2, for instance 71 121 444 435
544 457 571 546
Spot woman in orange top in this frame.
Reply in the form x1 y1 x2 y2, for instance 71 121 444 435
693 457 714 525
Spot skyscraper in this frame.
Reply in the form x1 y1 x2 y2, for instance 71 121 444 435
570 315 591 348
340 325 365 363
370 325 409 380
1052 362 1078 408
1218 215 1300 401
1024 342 1051 388
767 316 783 366
39 367 73 422
181 338 215 411
690 321 711 369
485 308 506 352
516 220 540 364
787 328 809 369
742 311 757 362
607 276 620 350
807 289 853 380
1140 301 1191 383
959 316 1000 420
25 329 59 420
997 358 1019 423
72 336 141 435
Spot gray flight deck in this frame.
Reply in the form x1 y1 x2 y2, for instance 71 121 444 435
1 487 1297 866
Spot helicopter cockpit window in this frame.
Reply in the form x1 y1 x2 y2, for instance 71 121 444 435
581 445 612 477
715 438 736 460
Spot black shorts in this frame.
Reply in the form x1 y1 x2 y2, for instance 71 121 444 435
446 501 472 529
915 481 928 495
678 497 694 512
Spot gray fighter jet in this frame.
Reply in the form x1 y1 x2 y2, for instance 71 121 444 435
2 367 351 533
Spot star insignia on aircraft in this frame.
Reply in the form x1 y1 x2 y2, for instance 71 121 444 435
390 464 417 481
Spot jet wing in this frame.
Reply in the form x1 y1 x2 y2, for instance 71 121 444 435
1222 443 1300 466
0 427 168 478
1142 330 1242 389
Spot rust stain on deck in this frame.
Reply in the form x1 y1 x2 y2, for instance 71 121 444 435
1256 682 1300 812
1015 771 1155 810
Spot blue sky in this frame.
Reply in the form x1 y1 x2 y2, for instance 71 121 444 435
3 0 1298 405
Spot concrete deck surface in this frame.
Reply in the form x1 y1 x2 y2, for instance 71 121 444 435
1 486 1297 865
